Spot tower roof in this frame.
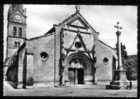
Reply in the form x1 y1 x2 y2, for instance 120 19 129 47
8 4 26 18
11 4 23 10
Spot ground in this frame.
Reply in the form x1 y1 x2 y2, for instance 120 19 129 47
3 81 137 97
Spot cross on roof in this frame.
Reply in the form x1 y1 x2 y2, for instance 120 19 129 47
114 21 123 32
75 5 80 12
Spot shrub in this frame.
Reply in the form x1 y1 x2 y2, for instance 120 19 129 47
126 67 137 80
26 77 34 86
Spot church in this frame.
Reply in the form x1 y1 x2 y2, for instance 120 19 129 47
5 5 118 88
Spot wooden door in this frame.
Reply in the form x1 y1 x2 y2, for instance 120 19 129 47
77 68 84 84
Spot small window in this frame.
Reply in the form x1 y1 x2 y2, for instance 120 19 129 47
13 27 17 36
19 27 22 37
14 41 17 47
17 42 20 47
103 57 109 64
40 52 49 61
75 41 82 49
14 41 20 48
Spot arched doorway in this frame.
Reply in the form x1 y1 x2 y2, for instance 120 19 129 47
68 58 85 84
65 52 93 85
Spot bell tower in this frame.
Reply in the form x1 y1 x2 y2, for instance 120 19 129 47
7 4 26 58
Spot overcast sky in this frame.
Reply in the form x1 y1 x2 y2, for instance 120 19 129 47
3 4 137 60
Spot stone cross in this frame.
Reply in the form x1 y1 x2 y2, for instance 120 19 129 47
106 22 128 89
75 5 80 12
114 21 122 34
114 21 123 70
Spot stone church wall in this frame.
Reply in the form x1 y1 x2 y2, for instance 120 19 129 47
7 37 24 57
18 46 25 83
26 54 34 82
26 34 56 85
94 40 116 82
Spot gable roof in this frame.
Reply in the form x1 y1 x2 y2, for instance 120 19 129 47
97 40 116 51
58 12 99 35
27 27 55 41
27 10 99 41
8 5 26 19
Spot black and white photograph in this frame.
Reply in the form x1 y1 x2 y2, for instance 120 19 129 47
3 4 138 97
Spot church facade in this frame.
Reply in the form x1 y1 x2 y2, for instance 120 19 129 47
5 5 118 87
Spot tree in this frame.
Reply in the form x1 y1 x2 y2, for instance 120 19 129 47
116 43 137 80
121 43 128 60
120 43 137 80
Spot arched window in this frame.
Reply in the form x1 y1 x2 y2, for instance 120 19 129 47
19 27 22 37
13 27 17 36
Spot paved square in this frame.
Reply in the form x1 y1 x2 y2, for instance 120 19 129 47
3 82 137 97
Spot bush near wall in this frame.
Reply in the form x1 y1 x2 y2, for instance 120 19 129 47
26 77 34 86
123 55 137 80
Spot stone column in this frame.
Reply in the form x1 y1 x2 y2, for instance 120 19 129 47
116 29 122 70
106 22 129 89
23 48 27 89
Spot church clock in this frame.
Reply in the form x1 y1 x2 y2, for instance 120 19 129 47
14 14 22 23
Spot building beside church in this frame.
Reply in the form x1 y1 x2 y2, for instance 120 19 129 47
5 5 118 87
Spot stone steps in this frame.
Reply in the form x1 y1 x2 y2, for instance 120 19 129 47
66 84 105 89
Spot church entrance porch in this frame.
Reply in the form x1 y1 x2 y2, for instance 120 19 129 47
64 52 95 86
68 67 84 85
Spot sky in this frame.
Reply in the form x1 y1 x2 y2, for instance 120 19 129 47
3 4 137 60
